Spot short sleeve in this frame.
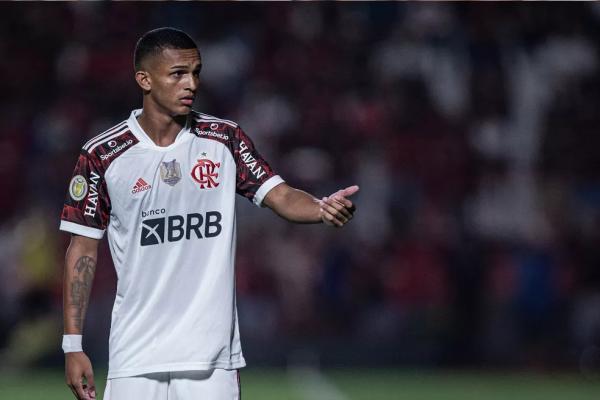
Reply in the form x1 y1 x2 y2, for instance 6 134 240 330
234 127 284 206
59 151 111 239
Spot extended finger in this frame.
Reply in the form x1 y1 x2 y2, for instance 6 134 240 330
340 185 359 197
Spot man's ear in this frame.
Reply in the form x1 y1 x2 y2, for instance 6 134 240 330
135 70 151 92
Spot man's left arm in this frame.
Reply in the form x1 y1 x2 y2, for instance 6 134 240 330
263 183 359 227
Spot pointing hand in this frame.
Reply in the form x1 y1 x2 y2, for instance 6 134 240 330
319 185 359 227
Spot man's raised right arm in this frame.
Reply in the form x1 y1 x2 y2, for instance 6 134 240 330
63 234 98 400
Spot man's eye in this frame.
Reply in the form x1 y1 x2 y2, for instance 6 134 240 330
172 71 185 77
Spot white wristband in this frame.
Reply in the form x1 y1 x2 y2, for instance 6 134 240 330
62 334 83 353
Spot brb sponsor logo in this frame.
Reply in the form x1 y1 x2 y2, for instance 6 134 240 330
140 209 223 246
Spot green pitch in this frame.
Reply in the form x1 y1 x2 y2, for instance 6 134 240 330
0 368 599 400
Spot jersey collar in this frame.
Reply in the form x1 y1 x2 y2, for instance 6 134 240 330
128 109 191 151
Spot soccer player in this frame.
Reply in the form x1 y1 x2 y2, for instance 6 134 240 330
60 27 358 400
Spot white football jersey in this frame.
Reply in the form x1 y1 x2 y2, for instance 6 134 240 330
60 109 283 379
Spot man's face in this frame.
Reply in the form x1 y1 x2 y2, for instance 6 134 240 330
141 48 202 117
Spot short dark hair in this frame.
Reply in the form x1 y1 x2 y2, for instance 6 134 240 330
134 27 198 71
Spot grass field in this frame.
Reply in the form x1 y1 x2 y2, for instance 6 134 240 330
0 368 599 400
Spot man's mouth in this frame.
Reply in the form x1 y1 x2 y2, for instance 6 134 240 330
181 97 194 106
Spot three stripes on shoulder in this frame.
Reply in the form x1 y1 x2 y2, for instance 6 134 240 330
83 121 129 153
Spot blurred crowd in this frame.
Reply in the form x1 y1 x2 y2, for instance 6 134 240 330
1 2 600 370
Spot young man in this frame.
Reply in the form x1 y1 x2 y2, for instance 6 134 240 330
60 28 358 400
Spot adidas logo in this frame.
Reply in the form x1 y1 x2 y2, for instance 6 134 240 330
132 178 152 194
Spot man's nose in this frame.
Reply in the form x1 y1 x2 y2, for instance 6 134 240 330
187 74 199 92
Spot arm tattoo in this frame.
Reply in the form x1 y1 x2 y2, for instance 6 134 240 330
69 256 96 331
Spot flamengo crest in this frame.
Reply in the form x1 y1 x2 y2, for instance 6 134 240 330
191 158 220 189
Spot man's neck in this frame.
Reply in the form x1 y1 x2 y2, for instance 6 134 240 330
137 106 188 147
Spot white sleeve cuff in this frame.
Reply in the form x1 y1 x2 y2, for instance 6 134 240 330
60 220 105 239
253 175 285 207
